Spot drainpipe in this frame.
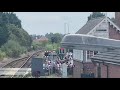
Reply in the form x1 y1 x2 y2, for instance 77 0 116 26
103 61 109 78
106 65 109 78
98 63 101 78
82 61 85 74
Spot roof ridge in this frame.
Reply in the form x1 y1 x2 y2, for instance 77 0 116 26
88 16 105 21
76 16 106 34
107 17 120 30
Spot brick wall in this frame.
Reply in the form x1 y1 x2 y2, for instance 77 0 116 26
94 63 120 78
115 12 120 28
73 60 97 78
109 24 120 40
100 63 107 78
83 62 96 73
73 60 83 78
108 64 120 78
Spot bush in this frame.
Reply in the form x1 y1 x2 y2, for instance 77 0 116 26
32 41 43 50
46 44 53 51
1 40 27 58
45 43 60 51
0 50 6 60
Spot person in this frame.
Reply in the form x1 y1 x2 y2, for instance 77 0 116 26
53 62 56 74
43 63 45 70
44 51 49 58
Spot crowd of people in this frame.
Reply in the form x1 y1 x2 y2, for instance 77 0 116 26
43 51 74 76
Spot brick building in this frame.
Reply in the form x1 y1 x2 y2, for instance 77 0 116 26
33 36 48 43
73 12 120 78
91 50 120 78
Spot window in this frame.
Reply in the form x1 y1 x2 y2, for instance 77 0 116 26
94 51 98 55
73 49 83 61
87 51 98 60
87 51 94 59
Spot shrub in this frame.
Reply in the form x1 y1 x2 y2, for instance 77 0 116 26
1 40 27 58
0 50 6 60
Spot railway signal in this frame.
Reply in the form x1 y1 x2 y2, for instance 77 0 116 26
59 48 66 60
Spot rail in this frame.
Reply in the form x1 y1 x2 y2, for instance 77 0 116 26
0 50 43 78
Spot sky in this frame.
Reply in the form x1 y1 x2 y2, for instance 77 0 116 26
15 12 115 35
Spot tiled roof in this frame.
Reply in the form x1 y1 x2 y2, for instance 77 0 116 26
91 51 120 64
76 17 105 34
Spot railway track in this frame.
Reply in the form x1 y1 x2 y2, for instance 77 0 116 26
0 50 43 78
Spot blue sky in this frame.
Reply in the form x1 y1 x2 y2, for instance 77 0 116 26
15 12 115 35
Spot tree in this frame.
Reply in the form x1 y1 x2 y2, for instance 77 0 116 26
51 37 55 44
0 50 6 60
0 12 21 28
0 12 32 58
54 33 62 43
7 24 32 47
32 41 43 50
1 40 27 58
46 33 63 43
0 12 32 49
45 32 54 42
0 25 10 47
88 12 105 21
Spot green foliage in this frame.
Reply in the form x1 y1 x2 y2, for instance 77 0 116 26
45 43 60 51
7 24 32 47
0 50 6 60
88 12 105 21
0 12 32 48
45 33 64 44
0 12 32 58
45 32 54 41
1 40 27 58
54 33 62 43
44 32 63 52
46 44 53 51
32 41 43 50
0 12 21 28
0 25 10 46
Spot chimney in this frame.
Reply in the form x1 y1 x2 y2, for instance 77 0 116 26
115 12 120 27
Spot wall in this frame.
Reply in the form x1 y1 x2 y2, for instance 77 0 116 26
88 20 109 38
94 63 120 78
109 24 120 40
115 12 120 28
108 64 120 78
93 21 109 38
73 60 83 78
100 63 107 78
73 60 97 78
83 62 97 78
